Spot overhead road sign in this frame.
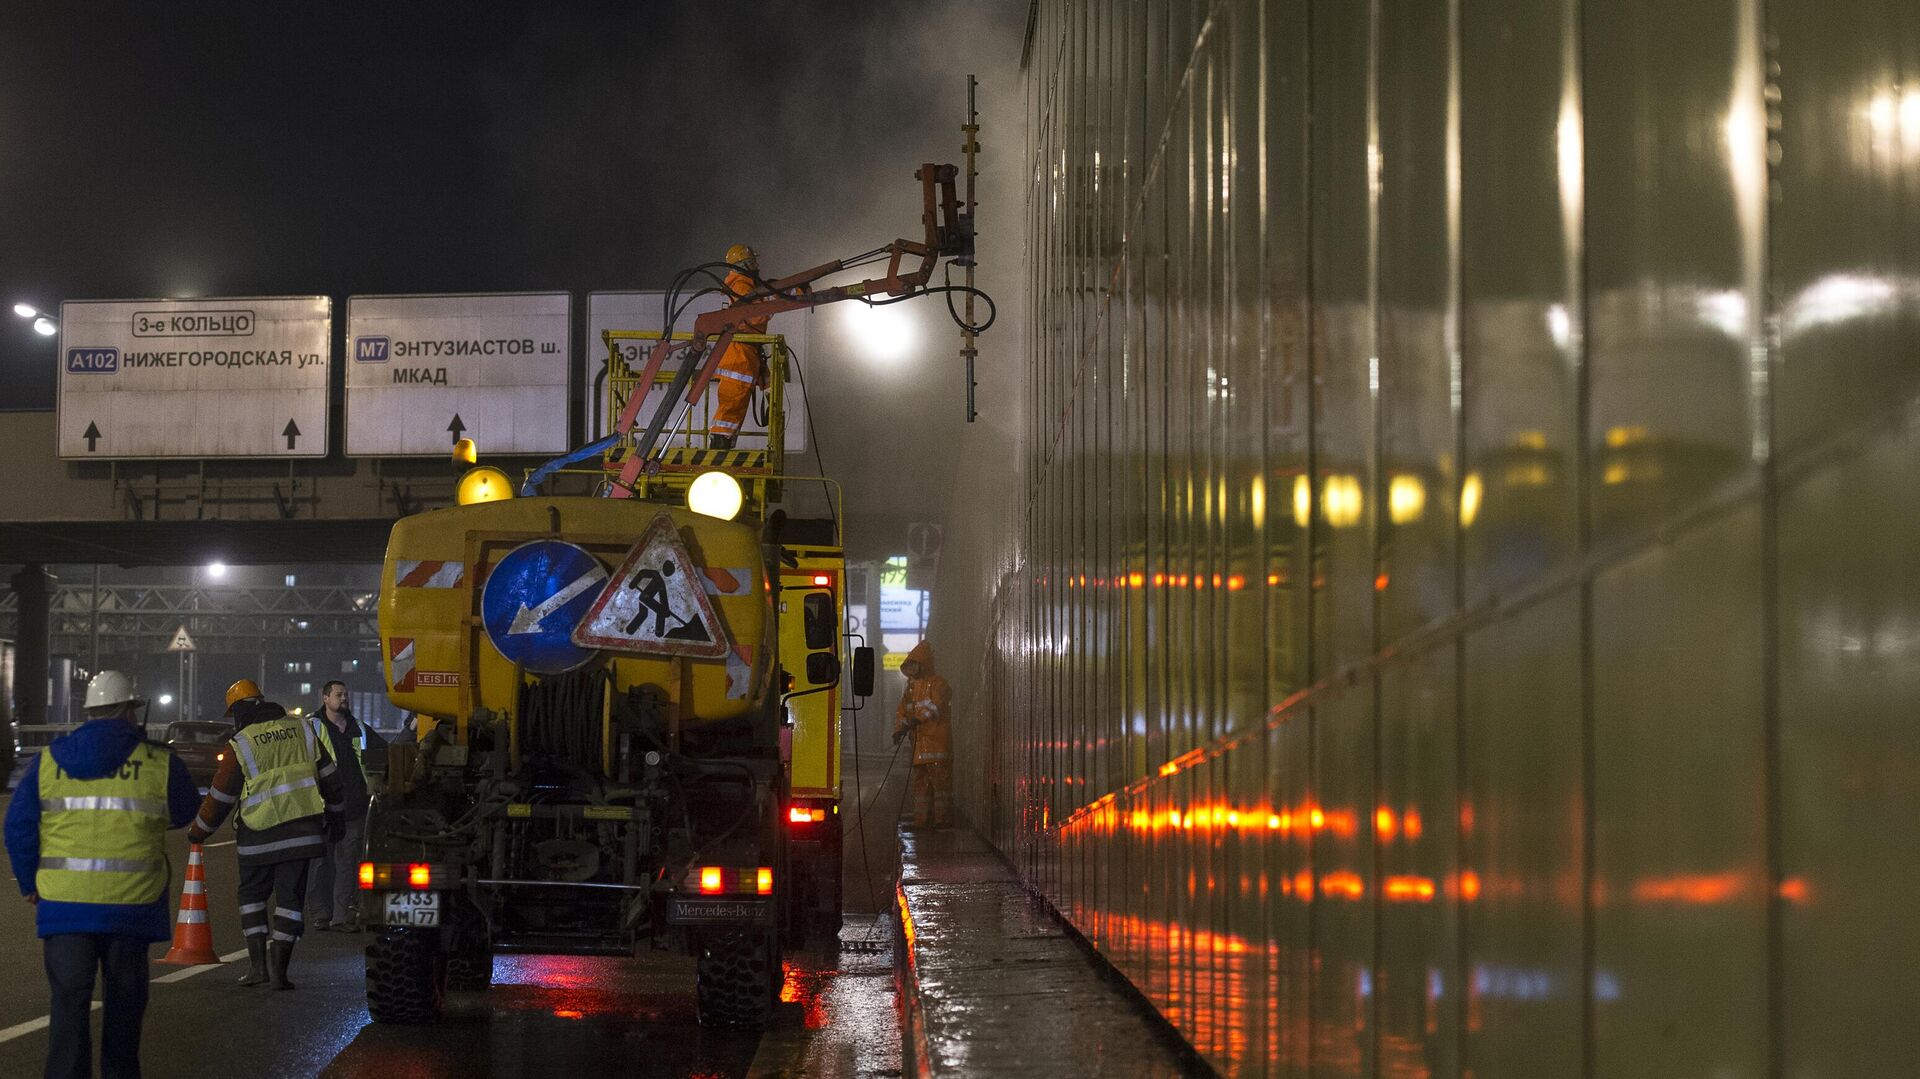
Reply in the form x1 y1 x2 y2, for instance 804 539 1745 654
586 291 808 451
480 539 607 674
573 514 732 659
346 292 571 456
57 297 330 459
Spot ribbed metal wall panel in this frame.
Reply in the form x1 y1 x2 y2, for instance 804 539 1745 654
937 0 1920 1073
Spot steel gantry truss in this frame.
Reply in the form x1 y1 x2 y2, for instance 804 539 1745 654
0 581 380 653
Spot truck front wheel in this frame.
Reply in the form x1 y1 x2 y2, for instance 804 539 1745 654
366 928 448 1024
694 929 779 1028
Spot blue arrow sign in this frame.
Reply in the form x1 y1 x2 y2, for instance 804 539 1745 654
481 539 607 673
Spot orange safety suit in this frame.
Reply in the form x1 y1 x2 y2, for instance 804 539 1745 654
893 641 953 827
711 269 770 441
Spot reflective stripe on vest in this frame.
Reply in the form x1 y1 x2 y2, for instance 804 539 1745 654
308 715 364 775
232 718 326 831
36 743 171 904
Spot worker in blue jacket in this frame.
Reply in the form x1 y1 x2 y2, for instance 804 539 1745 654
4 671 201 1079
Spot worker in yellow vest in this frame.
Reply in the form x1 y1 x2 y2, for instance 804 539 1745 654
189 698 344 989
304 679 386 932
4 671 200 1079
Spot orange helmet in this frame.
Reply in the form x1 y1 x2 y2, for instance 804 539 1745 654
225 678 264 714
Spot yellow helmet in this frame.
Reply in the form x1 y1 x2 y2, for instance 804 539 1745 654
725 244 758 271
225 678 263 713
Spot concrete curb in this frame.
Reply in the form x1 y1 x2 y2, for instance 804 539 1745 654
892 880 934 1079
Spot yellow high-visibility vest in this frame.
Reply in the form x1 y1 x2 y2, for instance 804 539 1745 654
230 717 326 831
36 742 172 904
308 714 364 774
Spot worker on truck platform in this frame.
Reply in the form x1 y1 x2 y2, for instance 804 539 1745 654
892 641 954 829
4 671 200 1079
189 698 344 989
710 242 772 448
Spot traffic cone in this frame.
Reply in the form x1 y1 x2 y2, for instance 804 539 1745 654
159 842 220 966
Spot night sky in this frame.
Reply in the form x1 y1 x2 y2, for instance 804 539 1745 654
0 0 1029 480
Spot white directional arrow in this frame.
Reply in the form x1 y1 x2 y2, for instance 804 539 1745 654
508 564 609 635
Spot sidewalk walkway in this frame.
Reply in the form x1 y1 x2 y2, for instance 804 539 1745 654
893 825 1207 1078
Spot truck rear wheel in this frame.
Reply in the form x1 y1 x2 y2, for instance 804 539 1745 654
366 928 448 1024
694 929 779 1028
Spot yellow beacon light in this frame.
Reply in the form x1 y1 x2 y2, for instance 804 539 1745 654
457 466 515 506
452 437 478 467
687 470 744 521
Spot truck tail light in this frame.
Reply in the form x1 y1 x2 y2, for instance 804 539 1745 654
699 866 724 894
788 806 827 824
358 862 375 890
811 574 831 586
408 863 431 889
757 867 774 895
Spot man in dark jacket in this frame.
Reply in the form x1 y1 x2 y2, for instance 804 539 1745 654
4 671 200 1079
189 698 342 989
304 679 386 931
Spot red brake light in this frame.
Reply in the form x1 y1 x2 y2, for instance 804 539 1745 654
811 574 831 586
407 863 431 889
358 862 375 890
700 866 723 894
788 806 826 825
757 867 774 895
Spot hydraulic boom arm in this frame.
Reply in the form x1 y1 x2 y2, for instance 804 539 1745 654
603 163 975 496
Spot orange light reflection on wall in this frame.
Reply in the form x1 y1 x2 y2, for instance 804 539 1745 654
1631 872 1747 905
1382 875 1436 902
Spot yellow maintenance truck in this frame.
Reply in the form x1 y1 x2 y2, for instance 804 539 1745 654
357 165 975 1027
358 329 867 1029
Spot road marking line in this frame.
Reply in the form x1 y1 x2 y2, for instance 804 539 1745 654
151 948 249 984
0 947 248 1044
0 1004 96 1045
204 840 235 848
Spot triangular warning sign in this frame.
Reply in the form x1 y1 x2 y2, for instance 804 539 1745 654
166 625 196 653
571 514 733 658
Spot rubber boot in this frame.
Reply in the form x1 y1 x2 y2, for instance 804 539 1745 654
707 434 736 449
268 939 297 990
236 936 269 987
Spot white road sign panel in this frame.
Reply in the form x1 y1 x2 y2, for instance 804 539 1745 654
346 292 571 456
57 297 330 459
585 291 807 451
572 514 732 658
166 625 196 653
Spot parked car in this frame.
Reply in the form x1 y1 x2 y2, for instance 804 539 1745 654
166 720 232 789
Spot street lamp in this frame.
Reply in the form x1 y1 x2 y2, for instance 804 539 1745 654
12 303 56 337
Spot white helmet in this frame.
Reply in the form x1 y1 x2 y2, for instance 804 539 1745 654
84 670 144 711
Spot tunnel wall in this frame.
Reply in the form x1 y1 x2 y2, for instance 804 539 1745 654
936 0 1920 1074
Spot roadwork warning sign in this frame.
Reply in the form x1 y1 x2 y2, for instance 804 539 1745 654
572 515 731 659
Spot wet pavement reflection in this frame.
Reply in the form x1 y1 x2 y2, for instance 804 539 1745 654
319 925 902 1079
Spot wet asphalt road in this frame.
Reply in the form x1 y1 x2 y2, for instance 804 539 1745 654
0 768 913 1079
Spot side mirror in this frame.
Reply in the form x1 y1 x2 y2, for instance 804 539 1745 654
851 647 876 698
806 651 840 686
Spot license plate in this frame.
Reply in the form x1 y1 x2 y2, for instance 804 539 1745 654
382 891 441 927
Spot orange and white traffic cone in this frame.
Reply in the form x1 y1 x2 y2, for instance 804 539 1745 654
159 842 220 966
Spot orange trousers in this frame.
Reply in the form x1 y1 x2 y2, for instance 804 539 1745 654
710 343 761 437
910 762 952 827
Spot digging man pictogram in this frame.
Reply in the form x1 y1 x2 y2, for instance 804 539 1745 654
622 559 712 643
